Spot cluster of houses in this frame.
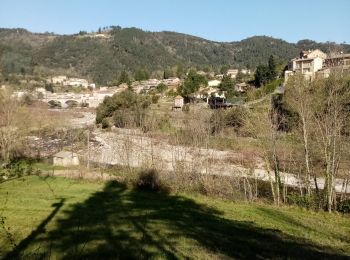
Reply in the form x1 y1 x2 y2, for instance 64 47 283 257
8 66 252 111
285 49 350 81
48 76 96 89
13 77 181 108
197 68 251 80
132 77 181 94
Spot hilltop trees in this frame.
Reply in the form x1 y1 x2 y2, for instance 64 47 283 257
8 28 349 84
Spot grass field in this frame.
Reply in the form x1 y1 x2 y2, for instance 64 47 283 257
0 176 349 259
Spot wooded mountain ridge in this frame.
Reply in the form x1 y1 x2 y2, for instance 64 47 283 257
0 27 349 84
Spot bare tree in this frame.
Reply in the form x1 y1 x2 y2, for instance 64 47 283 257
244 101 283 205
285 74 316 196
0 90 27 163
311 74 349 212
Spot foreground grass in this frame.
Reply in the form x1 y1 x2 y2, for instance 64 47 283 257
0 176 349 259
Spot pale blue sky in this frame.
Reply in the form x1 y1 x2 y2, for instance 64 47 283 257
0 0 349 43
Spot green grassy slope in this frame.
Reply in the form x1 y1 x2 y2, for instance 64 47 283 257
0 176 349 259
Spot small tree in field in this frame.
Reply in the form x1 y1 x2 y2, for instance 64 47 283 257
178 70 207 98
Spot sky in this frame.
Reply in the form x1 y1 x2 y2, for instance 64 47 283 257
0 0 349 43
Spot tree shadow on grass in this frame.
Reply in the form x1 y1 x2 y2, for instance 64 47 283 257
4 198 65 260
10 181 349 259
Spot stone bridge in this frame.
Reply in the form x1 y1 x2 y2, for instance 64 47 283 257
43 96 101 108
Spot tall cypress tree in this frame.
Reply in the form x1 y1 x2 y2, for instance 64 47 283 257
268 55 277 81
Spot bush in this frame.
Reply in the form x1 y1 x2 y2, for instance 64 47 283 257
151 95 160 104
134 169 168 193
286 193 316 209
0 159 38 179
113 110 127 128
338 199 350 214
156 83 167 93
224 107 246 130
101 118 109 129
96 90 151 127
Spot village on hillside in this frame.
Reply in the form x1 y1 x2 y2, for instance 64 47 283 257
4 48 349 112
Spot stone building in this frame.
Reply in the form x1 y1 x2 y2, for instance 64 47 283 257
53 151 80 166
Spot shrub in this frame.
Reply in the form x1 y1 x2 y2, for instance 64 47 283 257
156 83 167 93
101 118 109 129
338 199 350 214
286 193 316 209
96 90 151 127
167 89 177 97
21 94 35 106
134 169 168 193
0 159 36 179
151 95 160 104
224 107 246 130
113 110 127 128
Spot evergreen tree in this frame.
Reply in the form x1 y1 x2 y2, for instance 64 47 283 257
179 70 207 97
268 55 277 81
118 71 130 85
219 75 237 98
219 75 235 92
135 69 150 81
254 65 270 87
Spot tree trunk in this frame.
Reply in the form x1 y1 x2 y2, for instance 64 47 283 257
301 117 311 196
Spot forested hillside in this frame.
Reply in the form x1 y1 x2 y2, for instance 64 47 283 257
0 27 349 84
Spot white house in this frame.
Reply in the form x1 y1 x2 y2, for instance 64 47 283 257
227 69 239 78
64 78 89 88
240 69 251 75
174 95 184 108
51 75 67 84
208 79 221 87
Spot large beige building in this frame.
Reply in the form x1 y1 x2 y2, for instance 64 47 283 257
286 50 326 80
285 49 350 81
